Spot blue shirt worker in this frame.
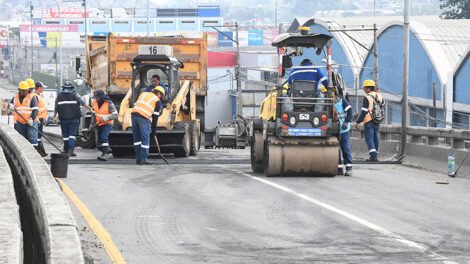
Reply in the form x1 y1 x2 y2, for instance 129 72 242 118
355 80 383 162
287 59 328 96
334 93 353 176
90 90 118 161
10 81 39 153
53 81 92 157
131 86 164 165
145 74 168 104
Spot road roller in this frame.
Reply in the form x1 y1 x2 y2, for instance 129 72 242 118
250 28 341 176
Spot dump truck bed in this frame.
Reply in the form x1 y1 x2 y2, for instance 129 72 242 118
86 34 207 96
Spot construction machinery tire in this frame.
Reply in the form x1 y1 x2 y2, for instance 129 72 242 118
189 121 200 156
263 142 338 177
76 129 96 149
250 132 264 173
173 122 191 158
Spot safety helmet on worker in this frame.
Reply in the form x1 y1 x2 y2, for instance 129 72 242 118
321 85 327 93
363 80 375 88
25 78 35 88
18 81 30 90
62 81 74 90
94 90 106 99
152 86 165 96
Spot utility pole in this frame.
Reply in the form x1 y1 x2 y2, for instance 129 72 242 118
146 0 149 37
59 2 63 87
30 3 33 76
235 21 242 117
274 0 277 30
373 23 379 87
400 0 410 158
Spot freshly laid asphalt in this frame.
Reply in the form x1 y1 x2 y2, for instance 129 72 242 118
42 142 470 264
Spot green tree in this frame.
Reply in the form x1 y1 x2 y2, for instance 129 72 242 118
440 0 470 18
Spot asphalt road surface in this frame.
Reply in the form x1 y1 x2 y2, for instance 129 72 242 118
39 140 470 264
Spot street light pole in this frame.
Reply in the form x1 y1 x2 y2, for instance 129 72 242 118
235 22 242 117
400 0 410 158
146 0 149 37
30 3 33 76
59 2 63 86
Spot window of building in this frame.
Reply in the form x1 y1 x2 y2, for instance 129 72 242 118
69 21 84 24
92 21 106 24
181 20 195 24
114 21 129 24
203 20 219 24
45 21 60 24
159 21 173 24
137 21 152 24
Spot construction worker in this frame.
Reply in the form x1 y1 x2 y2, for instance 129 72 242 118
90 90 118 161
131 86 164 165
334 89 353 176
53 81 92 157
287 59 328 96
355 80 383 162
10 81 39 151
31 81 48 157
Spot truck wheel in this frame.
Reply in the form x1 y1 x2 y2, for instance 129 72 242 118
173 122 190 157
189 121 200 156
76 129 96 149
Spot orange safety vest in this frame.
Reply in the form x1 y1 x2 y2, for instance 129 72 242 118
131 92 159 120
33 92 48 120
92 99 113 126
362 91 383 124
14 93 35 124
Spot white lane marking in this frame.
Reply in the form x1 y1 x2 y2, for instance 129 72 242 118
230 169 457 264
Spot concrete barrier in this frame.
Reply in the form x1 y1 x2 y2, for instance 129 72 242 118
0 124 84 263
0 146 23 264
350 125 470 178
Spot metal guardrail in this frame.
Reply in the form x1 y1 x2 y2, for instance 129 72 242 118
0 124 84 263
351 124 470 150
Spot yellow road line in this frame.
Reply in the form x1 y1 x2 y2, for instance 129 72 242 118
57 178 126 264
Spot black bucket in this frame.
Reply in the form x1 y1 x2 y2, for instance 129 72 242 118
50 153 69 178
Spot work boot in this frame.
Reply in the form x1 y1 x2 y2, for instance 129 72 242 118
137 159 151 165
337 167 344 176
39 142 48 157
366 156 378 162
345 168 353 176
68 149 77 157
97 153 108 161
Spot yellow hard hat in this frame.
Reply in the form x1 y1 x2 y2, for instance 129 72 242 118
321 85 327 93
152 86 165 96
19 81 29 90
283 83 289 89
363 79 375 87
25 78 35 88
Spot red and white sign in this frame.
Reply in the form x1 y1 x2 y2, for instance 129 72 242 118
42 8 89 19
20 25 78 32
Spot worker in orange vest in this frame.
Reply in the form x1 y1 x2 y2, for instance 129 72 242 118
30 81 49 157
9 81 40 152
90 90 118 161
131 86 164 165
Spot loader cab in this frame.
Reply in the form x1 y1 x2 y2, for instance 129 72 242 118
130 54 183 106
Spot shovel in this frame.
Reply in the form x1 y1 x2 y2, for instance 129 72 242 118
153 134 170 165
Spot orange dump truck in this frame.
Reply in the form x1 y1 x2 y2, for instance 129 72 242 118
77 34 208 157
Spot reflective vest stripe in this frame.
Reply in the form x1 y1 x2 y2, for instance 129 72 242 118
58 101 78 105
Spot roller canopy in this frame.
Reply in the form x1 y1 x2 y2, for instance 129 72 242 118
272 33 333 49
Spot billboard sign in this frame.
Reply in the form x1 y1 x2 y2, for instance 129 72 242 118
218 31 233 47
42 8 88 19
20 25 78 32
248 30 263 46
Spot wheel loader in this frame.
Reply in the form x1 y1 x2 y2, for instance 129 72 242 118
250 28 341 176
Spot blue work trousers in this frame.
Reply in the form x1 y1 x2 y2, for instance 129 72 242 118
364 121 380 158
60 118 79 151
339 131 353 168
132 114 151 161
14 121 38 146
97 124 112 154
38 121 43 142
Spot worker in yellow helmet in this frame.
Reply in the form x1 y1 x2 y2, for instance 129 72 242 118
131 86 164 165
281 83 289 97
355 80 384 162
10 81 41 154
